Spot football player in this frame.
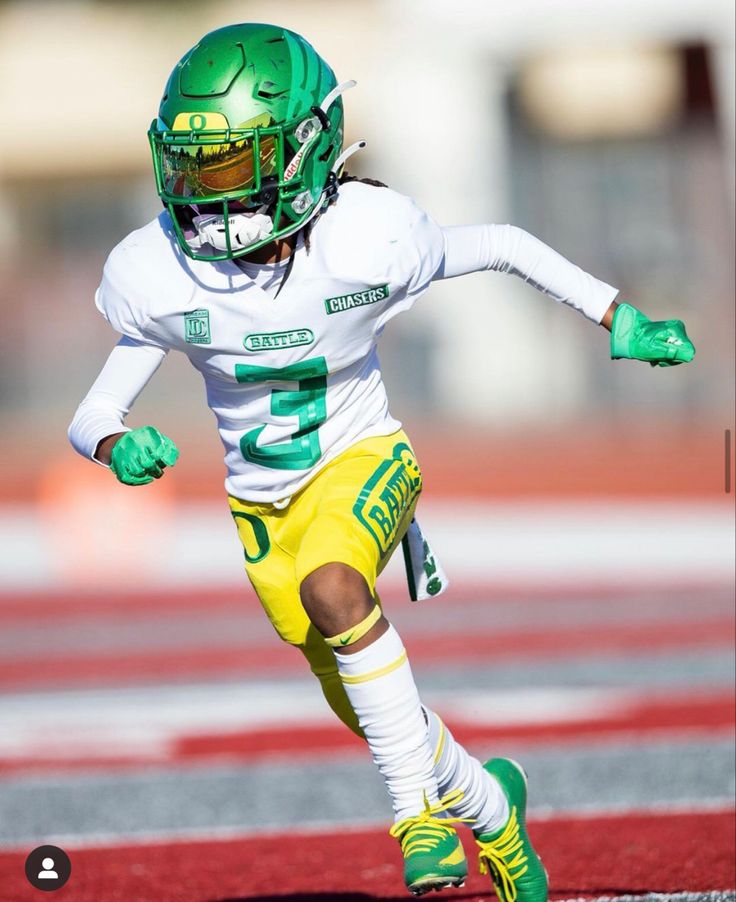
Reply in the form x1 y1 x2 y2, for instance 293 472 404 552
68 23 694 901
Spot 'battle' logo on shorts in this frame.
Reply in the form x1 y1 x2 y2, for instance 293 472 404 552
324 285 389 315
353 443 422 558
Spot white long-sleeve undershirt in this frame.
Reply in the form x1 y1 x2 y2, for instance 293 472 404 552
68 336 167 463
68 223 618 462
435 223 618 324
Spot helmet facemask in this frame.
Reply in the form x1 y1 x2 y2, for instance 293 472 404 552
149 101 344 261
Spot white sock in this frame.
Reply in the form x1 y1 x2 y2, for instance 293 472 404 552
424 706 509 836
334 624 439 820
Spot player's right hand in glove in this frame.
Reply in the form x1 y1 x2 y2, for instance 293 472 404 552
109 426 179 486
611 302 695 367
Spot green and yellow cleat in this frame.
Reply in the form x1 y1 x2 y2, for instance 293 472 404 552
475 758 548 902
390 791 469 895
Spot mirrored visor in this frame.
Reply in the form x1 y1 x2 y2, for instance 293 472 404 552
160 134 278 199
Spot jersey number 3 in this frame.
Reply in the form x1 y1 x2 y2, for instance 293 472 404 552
235 358 328 470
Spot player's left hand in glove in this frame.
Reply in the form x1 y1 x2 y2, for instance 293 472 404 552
109 425 179 486
611 302 695 367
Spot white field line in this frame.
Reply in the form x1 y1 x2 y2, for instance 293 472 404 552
0 798 733 853
0 684 665 761
1 500 733 588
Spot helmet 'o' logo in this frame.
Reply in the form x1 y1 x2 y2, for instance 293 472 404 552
172 111 230 131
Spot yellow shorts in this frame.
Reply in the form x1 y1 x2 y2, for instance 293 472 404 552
229 429 422 733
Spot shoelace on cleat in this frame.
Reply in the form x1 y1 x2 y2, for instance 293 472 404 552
389 790 473 858
476 806 528 902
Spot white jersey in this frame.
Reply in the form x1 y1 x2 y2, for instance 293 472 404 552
70 182 619 501
94 183 445 501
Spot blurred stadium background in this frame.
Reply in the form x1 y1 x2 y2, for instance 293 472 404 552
0 0 733 900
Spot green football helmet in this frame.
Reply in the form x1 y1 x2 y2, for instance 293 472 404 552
148 23 361 261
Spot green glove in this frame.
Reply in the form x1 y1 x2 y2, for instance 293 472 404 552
611 302 695 367
109 426 179 486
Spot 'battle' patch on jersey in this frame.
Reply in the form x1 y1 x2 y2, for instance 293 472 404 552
324 285 389 315
352 443 422 558
244 329 315 352
184 309 211 344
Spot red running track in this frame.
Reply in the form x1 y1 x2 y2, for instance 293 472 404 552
0 809 733 901
0 618 731 691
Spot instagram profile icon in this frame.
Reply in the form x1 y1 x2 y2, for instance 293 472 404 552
25 846 72 891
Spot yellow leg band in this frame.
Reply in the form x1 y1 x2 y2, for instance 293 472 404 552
325 604 382 649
